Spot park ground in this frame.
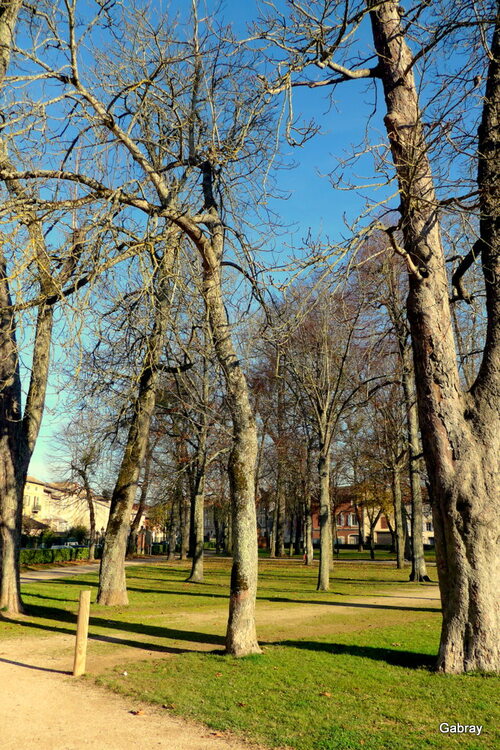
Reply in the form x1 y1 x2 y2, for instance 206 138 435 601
0 555 498 750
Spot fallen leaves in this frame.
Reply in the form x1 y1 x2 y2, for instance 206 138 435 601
129 709 144 716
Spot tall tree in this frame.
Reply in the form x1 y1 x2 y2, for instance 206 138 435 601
260 0 500 672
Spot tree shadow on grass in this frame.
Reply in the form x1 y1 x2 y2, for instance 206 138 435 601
4 603 225 656
261 597 439 613
280 639 435 670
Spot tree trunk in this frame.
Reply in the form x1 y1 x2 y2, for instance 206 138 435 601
167 501 177 560
369 531 375 560
317 450 332 591
370 0 500 672
275 476 286 557
274 357 286 557
126 446 151 557
391 465 404 569
402 503 411 561
0 249 24 613
304 449 314 565
225 513 233 557
97 248 171 605
269 505 277 558
202 234 260 656
85 486 96 562
401 345 429 581
0 292 53 613
295 509 302 556
304 499 314 565
180 491 190 561
354 502 364 551
214 510 221 554
386 517 396 553
0 0 53 610
187 472 205 582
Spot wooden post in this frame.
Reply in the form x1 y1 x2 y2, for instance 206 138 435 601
73 590 91 677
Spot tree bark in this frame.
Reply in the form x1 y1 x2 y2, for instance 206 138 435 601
167 499 177 560
401 348 429 581
269 505 277 558
202 230 260 656
0 294 53 613
369 0 500 672
83 481 96 562
275 474 286 557
304 443 314 565
317 450 332 591
294 509 302 556
354 502 365 551
0 249 24 614
127 445 151 557
275 365 286 557
0 0 48 615
180 491 190 561
288 514 295 557
187 471 205 582
391 465 404 569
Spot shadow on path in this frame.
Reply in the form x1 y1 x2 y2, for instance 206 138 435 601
0 656 70 675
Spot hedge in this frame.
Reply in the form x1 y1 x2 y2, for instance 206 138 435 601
20 547 91 565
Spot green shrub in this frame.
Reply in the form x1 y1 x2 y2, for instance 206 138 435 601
20 547 90 565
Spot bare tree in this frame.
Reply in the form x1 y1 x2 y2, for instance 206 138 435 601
274 279 368 590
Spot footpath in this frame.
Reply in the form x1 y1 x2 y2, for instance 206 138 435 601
2 557 260 750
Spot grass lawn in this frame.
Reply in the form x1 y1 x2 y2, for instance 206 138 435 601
2 557 498 750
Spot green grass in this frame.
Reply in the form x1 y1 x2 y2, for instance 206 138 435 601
99 626 498 750
1 557 497 750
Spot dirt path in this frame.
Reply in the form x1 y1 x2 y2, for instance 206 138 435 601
0 633 264 750
20 557 166 583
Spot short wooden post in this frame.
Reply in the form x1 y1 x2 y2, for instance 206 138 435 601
73 589 91 677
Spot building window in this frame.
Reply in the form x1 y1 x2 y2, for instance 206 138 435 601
426 522 433 532
348 535 359 545
337 514 343 526
349 514 357 527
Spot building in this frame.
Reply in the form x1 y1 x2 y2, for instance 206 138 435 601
23 476 111 535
